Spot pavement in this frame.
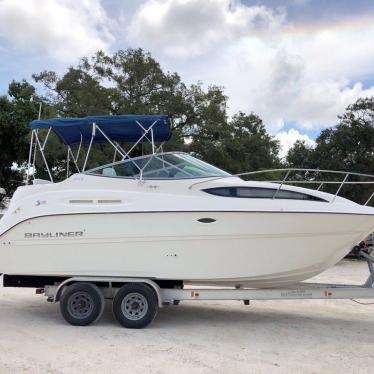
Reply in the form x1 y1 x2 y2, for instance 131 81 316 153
0 259 373 373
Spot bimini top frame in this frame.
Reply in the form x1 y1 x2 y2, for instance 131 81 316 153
27 114 172 183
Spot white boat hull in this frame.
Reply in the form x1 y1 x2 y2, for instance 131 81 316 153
1 211 373 288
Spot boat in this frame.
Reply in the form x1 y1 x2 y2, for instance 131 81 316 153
1 114 374 289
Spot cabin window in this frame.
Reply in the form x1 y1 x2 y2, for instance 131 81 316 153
203 187 327 202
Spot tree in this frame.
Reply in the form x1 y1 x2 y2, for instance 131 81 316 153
286 97 374 204
191 111 280 173
33 49 190 122
0 81 47 205
286 140 314 168
227 112 280 173
33 49 193 169
316 97 374 173
0 48 283 203
33 49 282 174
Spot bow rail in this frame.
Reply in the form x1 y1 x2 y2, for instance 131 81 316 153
189 168 374 206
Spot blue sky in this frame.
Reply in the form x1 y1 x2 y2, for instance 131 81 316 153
0 0 374 156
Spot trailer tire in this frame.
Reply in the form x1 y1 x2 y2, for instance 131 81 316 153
60 283 104 326
112 283 158 329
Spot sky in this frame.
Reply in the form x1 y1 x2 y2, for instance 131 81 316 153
0 0 374 157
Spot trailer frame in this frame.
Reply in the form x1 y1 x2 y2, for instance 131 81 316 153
44 273 374 306
35 250 374 328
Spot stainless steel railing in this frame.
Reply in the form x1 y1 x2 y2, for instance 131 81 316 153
189 168 374 206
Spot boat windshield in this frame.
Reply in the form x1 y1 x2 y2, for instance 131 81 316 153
86 152 230 179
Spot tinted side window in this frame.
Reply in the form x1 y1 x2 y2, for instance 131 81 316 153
275 189 320 200
236 187 273 198
204 187 326 202
205 187 234 196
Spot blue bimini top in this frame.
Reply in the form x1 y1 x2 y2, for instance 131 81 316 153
30 114 172 145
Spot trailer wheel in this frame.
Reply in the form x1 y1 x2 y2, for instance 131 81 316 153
112 283 158 329
60 283 104 326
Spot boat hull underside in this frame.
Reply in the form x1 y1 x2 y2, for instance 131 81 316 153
1 212 373 288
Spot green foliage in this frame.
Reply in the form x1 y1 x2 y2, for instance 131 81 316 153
315 97 374 173
31 49 281 174
33 49 189 118
227 112 280 173
286 140 314 168
32 49 193 169
0 81 44 205
191 111 280 174
286 97 374 205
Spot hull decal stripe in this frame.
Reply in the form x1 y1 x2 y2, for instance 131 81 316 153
1 210 373 238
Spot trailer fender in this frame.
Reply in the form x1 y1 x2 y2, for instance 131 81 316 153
53 277 163 307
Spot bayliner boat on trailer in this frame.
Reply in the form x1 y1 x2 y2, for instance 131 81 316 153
1 114 374 291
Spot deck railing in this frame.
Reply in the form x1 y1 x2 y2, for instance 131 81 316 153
189 168 374 206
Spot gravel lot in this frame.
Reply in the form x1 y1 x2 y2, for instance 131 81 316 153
0 259 373 374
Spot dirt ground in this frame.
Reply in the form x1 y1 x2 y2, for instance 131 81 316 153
0 259 373 374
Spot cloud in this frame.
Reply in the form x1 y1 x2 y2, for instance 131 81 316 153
275 128 315 158
124 0 374 132
2 0 373 135
0 0 114 62
126 0 285 59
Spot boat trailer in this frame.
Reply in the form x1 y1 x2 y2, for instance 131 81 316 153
37 250 374 329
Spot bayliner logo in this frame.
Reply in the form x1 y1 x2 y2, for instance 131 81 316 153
24 231 84 239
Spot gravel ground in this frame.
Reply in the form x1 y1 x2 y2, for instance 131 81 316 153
0 259 373 374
